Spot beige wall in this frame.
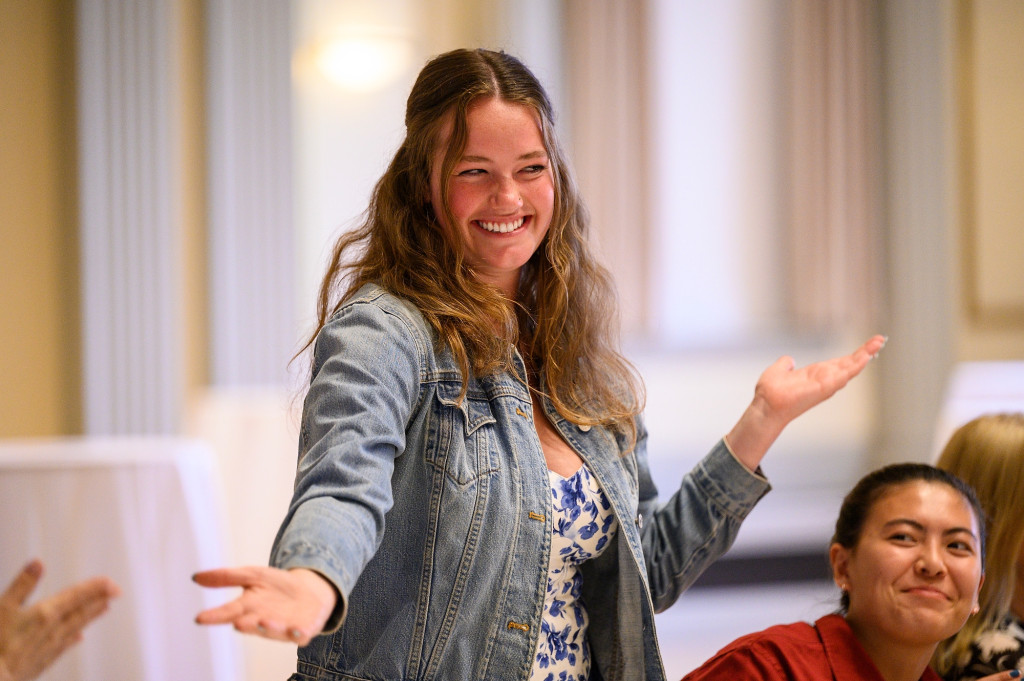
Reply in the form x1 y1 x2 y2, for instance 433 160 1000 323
955 0 1024 359
0 0 209 437
0 0 80 436
1 0 1019 439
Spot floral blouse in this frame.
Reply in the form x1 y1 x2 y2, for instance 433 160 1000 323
945 613 1024 680
529 464 618 681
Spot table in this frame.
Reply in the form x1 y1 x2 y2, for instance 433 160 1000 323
0 437 243 681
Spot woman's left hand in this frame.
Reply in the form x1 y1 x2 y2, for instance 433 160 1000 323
725 334 887 472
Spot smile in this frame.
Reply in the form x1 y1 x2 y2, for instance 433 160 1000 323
902 586 950 600
476 217 525 233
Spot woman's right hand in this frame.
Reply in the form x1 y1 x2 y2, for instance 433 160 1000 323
193 566 338 647
975 671 1022 681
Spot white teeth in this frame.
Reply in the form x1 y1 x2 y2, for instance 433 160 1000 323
478 217 524 233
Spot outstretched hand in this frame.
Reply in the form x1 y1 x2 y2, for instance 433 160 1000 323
0 560 119 681
193 566 338 647
725 334 887 472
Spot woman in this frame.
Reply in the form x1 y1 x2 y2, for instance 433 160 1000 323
934 413 1024 680
680 463 1014 681
193 48 885 681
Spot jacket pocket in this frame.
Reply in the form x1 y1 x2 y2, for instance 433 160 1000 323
424 381 501 486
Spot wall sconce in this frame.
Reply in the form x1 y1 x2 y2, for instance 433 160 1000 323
297 26 413 93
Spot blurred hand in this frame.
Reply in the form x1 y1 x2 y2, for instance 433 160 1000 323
193 566 338 647
0 560 119 681
725 334 887 472
975 670 1022 681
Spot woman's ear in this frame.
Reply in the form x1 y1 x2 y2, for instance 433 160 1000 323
830 543 850 591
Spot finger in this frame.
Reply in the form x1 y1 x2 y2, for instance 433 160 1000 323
232 612 265 637
1 559 43 607
855 334 887 361
36 625 88 670
46 577 120 619
761 355 796 380
58 589 114 632
195 598 247 625
192 567 259 588
825 335 887 381
260 620 312 646
975 670 1022 681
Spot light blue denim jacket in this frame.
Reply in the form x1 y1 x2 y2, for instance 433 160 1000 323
270 284 771 681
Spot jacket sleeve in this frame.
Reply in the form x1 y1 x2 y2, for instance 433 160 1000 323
269 296 424 630
637 420 771 612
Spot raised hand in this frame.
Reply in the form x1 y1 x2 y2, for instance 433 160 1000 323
193 566 338 647
0 560 119 681
725 335 887 472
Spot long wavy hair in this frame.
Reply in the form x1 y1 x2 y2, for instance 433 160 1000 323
302 48 644 445
932 413 1024 675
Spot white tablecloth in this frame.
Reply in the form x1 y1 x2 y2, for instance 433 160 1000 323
932 360 1024 459
0 437 243 681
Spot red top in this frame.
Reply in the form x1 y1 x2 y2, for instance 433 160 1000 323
680 613 943 681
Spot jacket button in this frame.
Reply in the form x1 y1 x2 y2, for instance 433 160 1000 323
636 513 643 529
578 424 591 432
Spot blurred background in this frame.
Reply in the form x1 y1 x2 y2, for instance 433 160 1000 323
1 0 1022 679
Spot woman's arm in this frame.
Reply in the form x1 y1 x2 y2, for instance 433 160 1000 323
194 293 425 642
641 335 885 609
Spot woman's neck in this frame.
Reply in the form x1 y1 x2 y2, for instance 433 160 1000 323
847 619 935 681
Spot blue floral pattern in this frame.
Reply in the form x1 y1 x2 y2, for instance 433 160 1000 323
530 464 618 681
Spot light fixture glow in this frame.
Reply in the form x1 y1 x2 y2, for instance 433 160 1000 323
312 29 412 93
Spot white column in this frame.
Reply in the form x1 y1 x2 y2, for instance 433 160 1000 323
77 0 181 435
206 0 297 388
875 0 958 466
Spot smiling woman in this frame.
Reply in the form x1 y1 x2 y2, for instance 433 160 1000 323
681 463 1001 681
191 48 886 681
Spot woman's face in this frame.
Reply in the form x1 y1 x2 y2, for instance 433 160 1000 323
831 480 984 649
429 97 555 297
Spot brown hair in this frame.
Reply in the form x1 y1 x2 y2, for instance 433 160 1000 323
933 413 1024 675
302 48 643 443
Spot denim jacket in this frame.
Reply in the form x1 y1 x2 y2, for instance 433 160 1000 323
270 283 771 681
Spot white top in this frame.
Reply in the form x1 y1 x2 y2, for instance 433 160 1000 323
530 463 619 681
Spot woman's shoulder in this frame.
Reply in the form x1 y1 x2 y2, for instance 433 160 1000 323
732 619 822 649
682 620 824 681
341 283 430 331
321 283 434 346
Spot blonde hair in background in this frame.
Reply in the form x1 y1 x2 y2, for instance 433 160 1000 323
933 413 1024 675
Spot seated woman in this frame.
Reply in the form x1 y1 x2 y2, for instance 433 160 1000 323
681 462 1018 681
934 413 1024 680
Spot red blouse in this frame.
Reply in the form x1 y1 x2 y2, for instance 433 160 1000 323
681 613 943 681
